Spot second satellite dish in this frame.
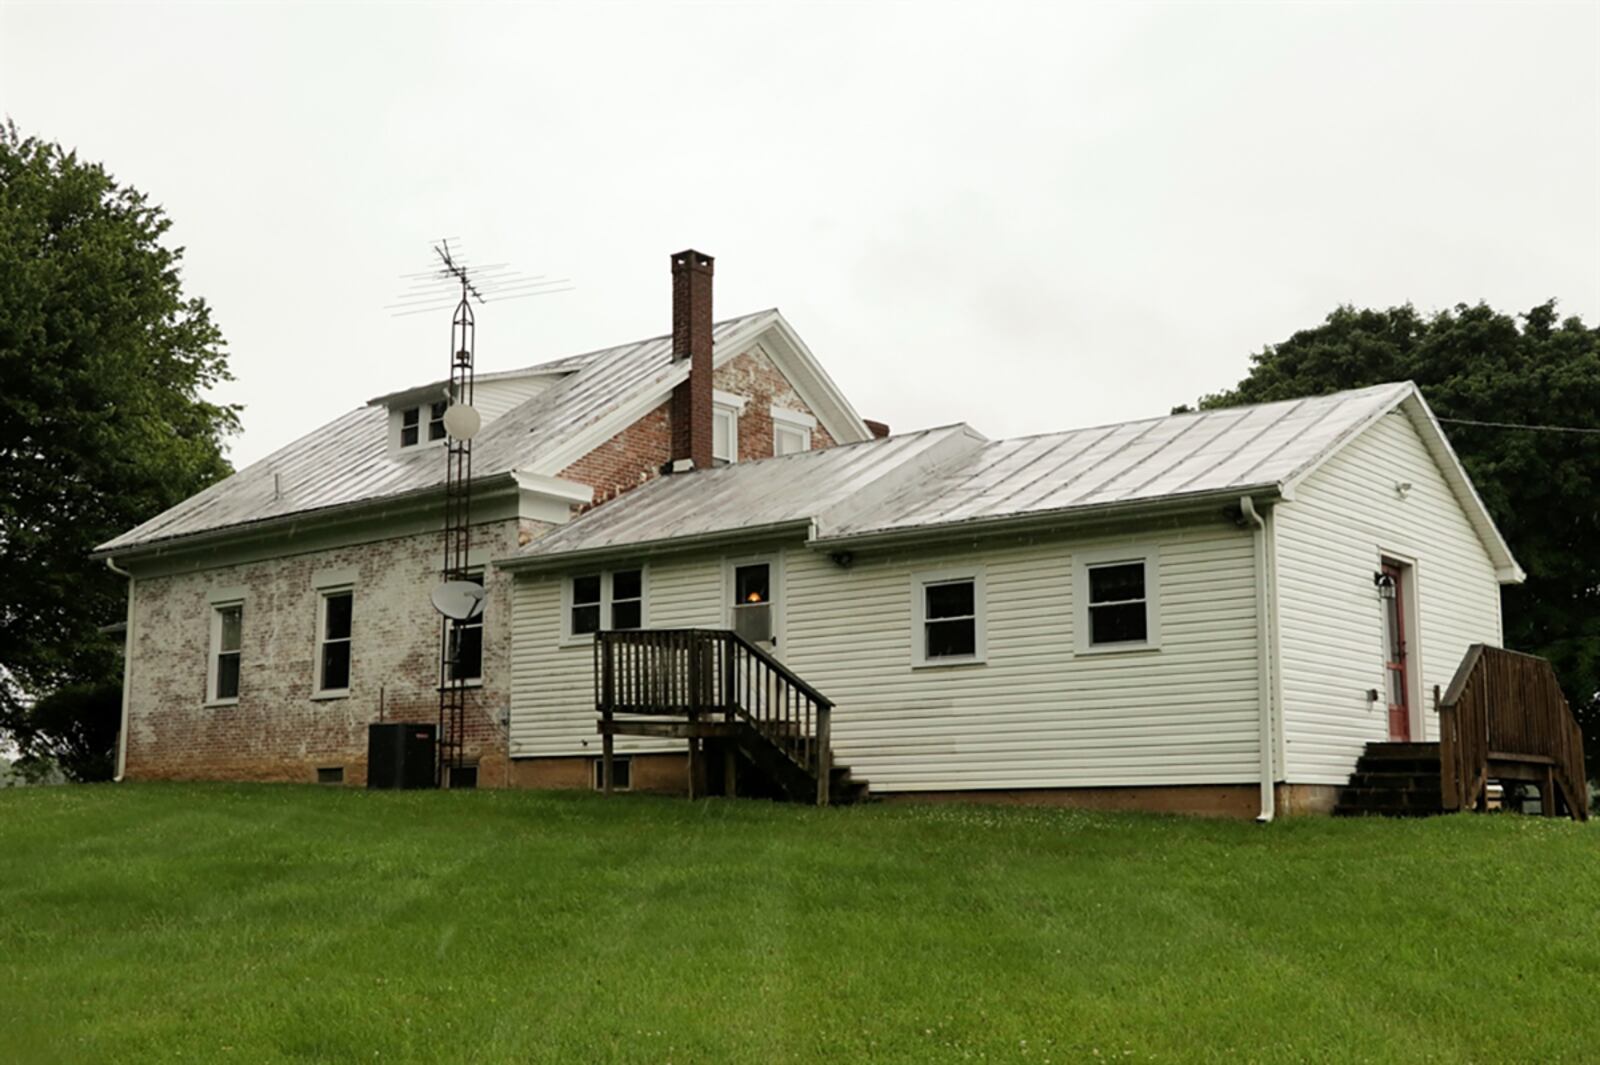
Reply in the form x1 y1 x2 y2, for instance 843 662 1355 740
442 403 481 440
431 580 487 621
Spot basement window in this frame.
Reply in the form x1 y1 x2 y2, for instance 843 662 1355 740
207 602 243 704
594 756 632 791
911 568 985 667
1075 548 1161 653
564 568 647 642
317 766 344 785
449 764 479 789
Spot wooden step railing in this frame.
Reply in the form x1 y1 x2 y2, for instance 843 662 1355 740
594 628 834 804
1437 644 1588 820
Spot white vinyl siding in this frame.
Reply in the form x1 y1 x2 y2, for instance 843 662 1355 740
509 521 1262 792
1274 408 1503 785
510 554 725 759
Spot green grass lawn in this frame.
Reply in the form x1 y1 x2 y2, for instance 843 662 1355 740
2 785 1597 1064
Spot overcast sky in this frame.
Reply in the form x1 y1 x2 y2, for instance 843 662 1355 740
3 2 1597 467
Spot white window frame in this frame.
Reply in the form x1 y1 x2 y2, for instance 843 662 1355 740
722 554 784 650
911 566 986 668
1074 546 1161 654
391 400 450 453
206 600 244 706
314 586 354 698
771 407 815 456
443 568 486 687
711 404 739 465
560 566 649 645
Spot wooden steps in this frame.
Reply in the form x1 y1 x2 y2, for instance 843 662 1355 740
1334 742 1446 818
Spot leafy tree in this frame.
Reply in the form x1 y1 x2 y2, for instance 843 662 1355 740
0 121 238 772
1191 301 1600 761
11 682 121 783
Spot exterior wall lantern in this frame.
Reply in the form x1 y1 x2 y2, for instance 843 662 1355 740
1374 571 1397 600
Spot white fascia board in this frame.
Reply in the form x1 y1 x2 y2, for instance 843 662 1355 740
1398 392 1525 584
512 471 594 525
758 313 873 444
1278 383 1524 584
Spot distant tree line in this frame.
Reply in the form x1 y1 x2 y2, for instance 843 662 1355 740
1187 301 1600 766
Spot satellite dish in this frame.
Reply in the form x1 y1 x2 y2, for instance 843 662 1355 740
442 403 481 441
431 580 486 620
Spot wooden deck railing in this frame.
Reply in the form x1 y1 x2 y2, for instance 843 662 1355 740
594 628 834 804
1437 644 1588 820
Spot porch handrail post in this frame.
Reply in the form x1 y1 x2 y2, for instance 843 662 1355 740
599 633 615 796
816 702 832 806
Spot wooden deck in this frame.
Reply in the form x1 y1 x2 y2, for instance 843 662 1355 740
594 628 868 805
1437 644 1588 820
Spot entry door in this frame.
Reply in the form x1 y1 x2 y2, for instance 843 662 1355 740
1381 562 1411 741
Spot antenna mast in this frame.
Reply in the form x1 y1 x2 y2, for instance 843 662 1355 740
398 238 571 788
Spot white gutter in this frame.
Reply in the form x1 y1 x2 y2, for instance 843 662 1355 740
105 557 134 782
1240 496 1274 822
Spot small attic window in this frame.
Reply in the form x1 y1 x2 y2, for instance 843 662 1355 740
399 402 449 449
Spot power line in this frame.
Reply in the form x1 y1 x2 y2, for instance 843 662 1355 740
1437 416 1600 436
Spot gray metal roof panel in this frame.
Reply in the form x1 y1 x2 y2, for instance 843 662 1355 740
96 310 777 553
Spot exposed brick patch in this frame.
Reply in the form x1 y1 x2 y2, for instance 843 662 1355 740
557 402 672 513
713 347 838 460
123 518 548 786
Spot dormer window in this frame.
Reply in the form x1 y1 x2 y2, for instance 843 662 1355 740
400 402 448 449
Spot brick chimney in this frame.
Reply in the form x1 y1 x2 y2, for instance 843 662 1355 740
670 249 715 471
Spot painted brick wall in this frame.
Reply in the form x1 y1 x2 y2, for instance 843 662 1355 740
714 346 838 460
556 345 838 513
122 517 546 786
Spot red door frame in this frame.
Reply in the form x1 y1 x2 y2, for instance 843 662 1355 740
1383 562 1411 741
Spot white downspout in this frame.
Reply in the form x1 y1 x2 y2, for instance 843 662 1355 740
1241 496 1275 822
105 557 134 782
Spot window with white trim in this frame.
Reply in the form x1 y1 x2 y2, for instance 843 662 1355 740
316 588 354 694
208 602 243 703
1075 548 1161 653
771 407 815 456
911 568 985 666
712 404 739 465
565 568 646 640
444 571 484 684
398 401 448 449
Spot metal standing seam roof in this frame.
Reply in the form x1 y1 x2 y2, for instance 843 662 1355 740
510 382 1424 561
822 381 1417 539
509 424 983 561
94 310 779 554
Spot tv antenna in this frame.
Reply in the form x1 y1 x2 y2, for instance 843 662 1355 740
396 237 570 786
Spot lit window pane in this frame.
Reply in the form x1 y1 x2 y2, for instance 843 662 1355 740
1090 602 1147 645
925 581 974 620
735 564 769 605
926 619 976 658
1088 562 1144 604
